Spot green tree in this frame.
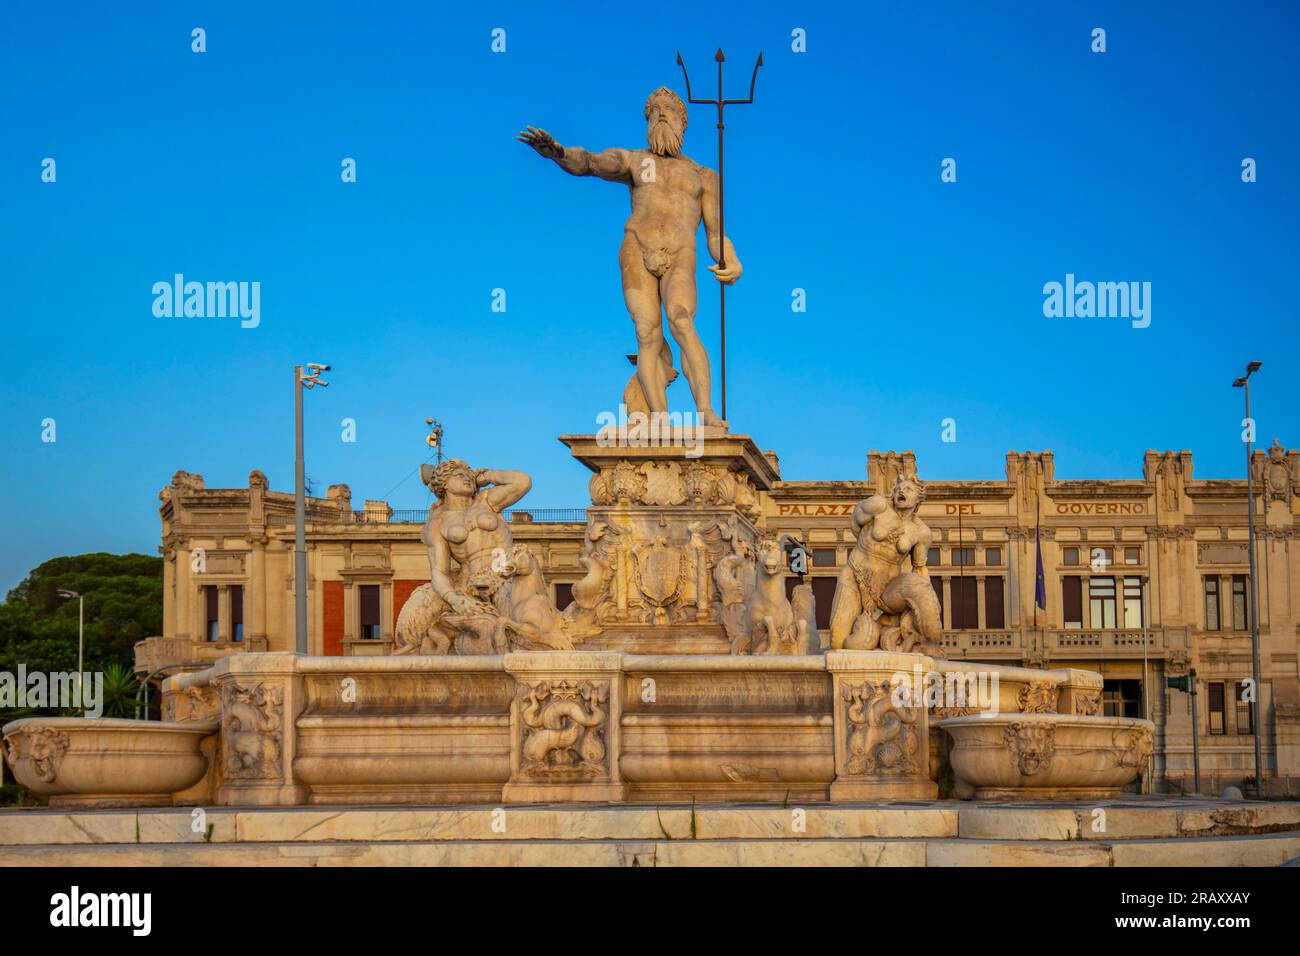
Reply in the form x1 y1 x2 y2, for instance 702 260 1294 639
99 662 141 719
1 553 162 720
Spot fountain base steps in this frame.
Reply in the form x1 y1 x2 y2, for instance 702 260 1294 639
3 798 1299 867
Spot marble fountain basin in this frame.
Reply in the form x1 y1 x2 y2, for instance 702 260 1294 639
2 717 218 808
938 713 1154 800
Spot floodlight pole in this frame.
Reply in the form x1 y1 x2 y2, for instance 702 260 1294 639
676 48 762 423
57 589 84 712
1234 361 1264 797
295 363 331 655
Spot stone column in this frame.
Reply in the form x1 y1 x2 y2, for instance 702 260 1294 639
381 581 393 644
1164 684 1193 788
218 585 232 643
827 650 938 800
176 549 193 642
248 539 267 643
342 583 355 644
212 652 308 806
502 651 627 803
194 580 208 643
1007 532 1021 627
162 554 176 636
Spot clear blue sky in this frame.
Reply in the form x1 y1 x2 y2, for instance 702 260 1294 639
2 1 1297 593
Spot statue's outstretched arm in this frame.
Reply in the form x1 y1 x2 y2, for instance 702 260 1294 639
517 126 631 183
557 145 632 182
700 167 741 284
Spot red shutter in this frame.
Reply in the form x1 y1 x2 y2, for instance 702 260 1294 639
951 577 978 629
1062 576 1082 626
984 576 1005 628
322 580 344 656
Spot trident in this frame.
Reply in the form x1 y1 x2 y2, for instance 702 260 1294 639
676 47 762 424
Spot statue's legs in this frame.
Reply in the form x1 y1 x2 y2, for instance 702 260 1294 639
619 235 671 412
828 564 862 649
661 249 722 425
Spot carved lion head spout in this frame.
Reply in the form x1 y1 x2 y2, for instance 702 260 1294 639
645 87 687 157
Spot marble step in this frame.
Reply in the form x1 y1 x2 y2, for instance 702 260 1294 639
3 799 1299 847
3 831 1300 867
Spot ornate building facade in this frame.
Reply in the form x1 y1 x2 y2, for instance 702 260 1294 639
138 442 1300 793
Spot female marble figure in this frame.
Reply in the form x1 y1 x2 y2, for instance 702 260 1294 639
828 474 943 655
393 460 531 655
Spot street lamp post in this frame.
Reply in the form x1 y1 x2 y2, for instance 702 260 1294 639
56 588 83 712
1233 360 1264 797
295 363 330 655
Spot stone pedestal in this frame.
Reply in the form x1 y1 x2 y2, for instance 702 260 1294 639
558 429 779 654
211 652 309 806
502 652 627 803
827 650 939 801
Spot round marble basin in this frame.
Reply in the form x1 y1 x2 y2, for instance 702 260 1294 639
2 717 218 807
939 713 1154 800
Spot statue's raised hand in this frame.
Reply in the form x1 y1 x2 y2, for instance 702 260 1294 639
517 126 563 159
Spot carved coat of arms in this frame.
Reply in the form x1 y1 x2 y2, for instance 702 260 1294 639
631 537 687 617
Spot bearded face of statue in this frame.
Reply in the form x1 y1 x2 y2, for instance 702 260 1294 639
646 97 685 157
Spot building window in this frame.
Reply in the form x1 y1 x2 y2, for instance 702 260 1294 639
985 547 1001 566
1207 682 1226 735
1231 575 1249 631
1102 679 1142 718
953 548 974 569
1234 681 1254 735
931 576 943 628
204 586 219 642
1089 547 1113 570
1062 576 1083 628
1124 546 1141 565
359 584 381 640
1089 577 1116 629
984 576 1005 628
1062 547 1079 566
811 548 837 567
927 547 940 567
950 577 978 629
555 582 574 610
231 585 244 642
1122 577 1143 629
810 578 836 630
1204 577 1221 631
